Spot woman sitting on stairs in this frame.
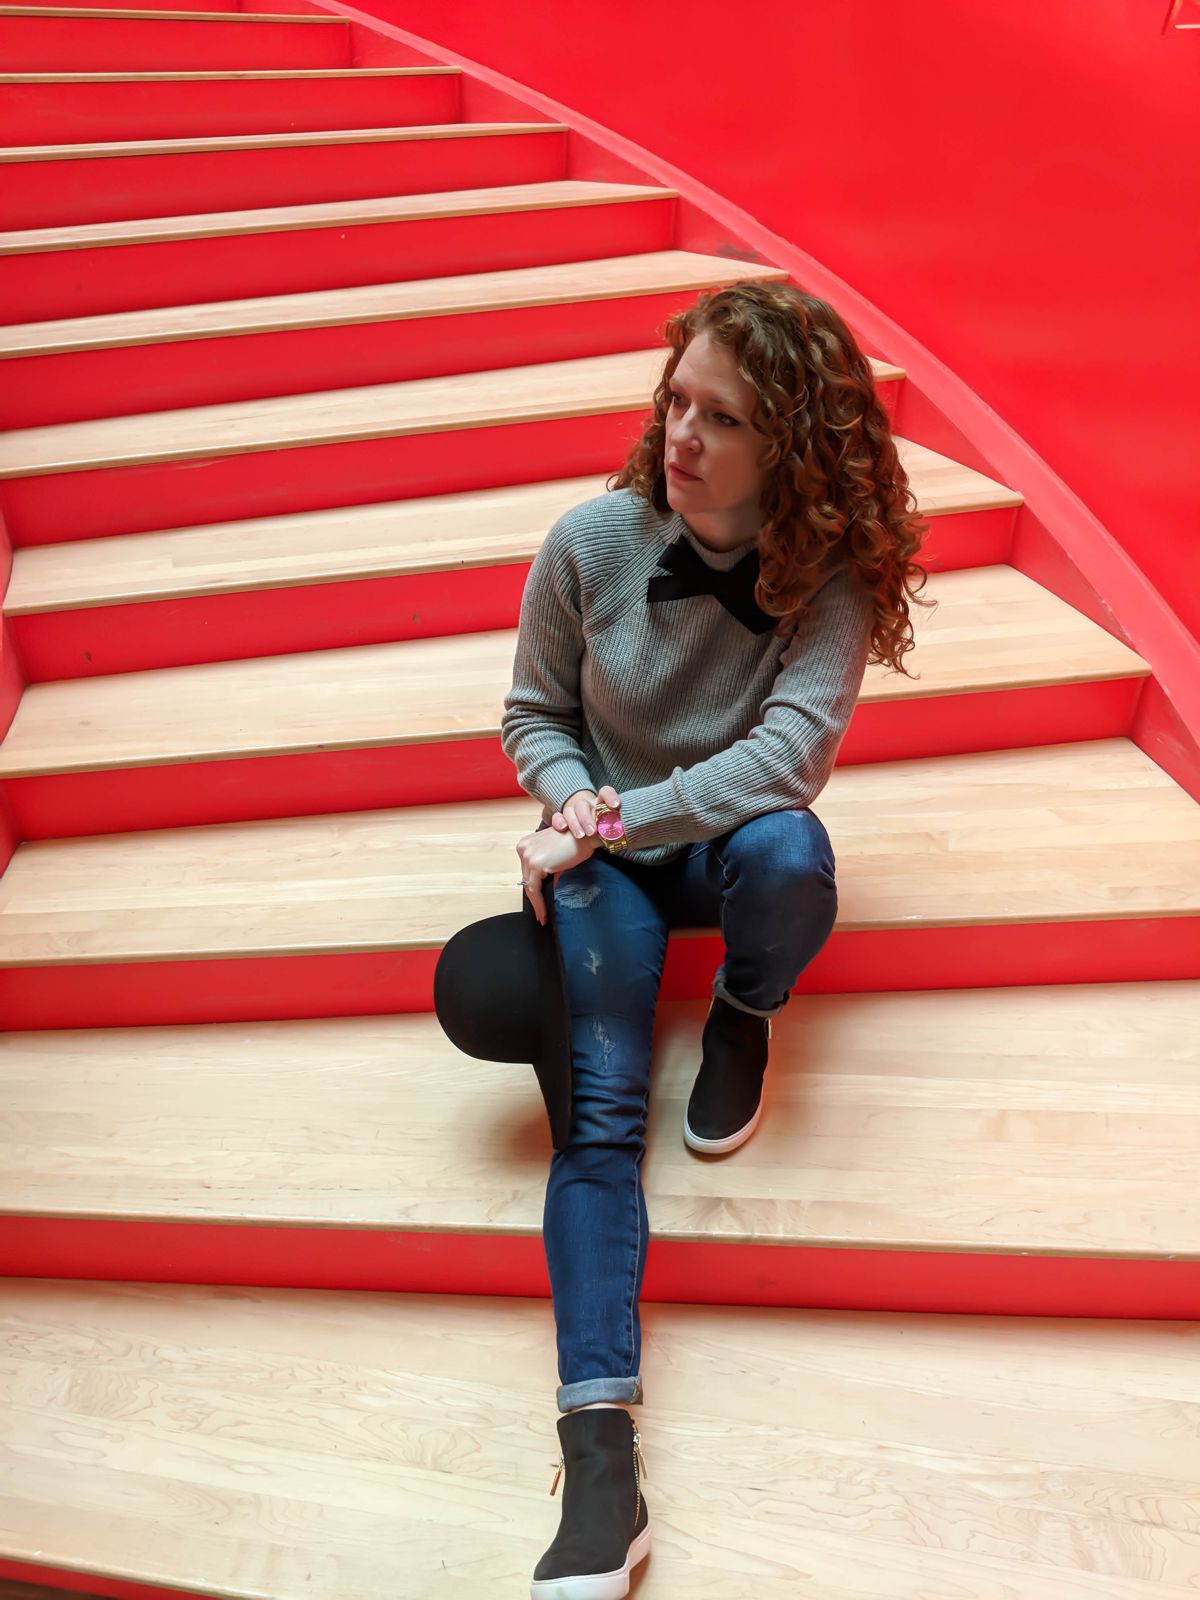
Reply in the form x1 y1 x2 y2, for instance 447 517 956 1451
500 280 930 1600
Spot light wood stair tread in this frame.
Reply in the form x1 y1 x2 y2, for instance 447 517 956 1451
0 739 1196 966
0 67 460 79
0 119 563 164
4 475 614 612
0 565 1149 777
0 4 345 19
6 455 1022 615
3 246 776 353
2 1279 1197 1599
3 982 1197 1257
0 250 788 356
0 178 678 256
0 348 904 479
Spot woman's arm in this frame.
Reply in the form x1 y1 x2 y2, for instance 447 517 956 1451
617 564 877 851
500 511 596 813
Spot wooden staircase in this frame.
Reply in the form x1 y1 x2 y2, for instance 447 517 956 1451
1 4 1199 1597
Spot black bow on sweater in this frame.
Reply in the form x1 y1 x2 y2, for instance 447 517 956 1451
646 535 777 635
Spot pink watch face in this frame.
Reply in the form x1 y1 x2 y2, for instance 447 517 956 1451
597 812 625 842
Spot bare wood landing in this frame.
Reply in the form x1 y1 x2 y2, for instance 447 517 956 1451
1 1281 1198 1599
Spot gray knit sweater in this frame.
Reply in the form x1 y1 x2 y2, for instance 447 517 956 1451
500 486 877 867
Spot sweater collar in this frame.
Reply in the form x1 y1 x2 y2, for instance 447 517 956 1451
668 512 760 572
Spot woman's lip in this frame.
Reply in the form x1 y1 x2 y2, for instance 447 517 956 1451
669 463 700 480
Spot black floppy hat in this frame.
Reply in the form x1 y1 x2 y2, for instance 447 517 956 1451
432 878 573 1150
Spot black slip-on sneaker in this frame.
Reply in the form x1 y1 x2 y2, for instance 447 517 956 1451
531 1406 649 1599
684 995 772 1155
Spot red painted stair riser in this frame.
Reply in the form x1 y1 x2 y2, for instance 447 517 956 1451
2 1217 1197 1319
2 916 1197 1032
2 127 565 230
0 196 678 326
0 10 350 74
0 70 459 148
0 1560 216 1600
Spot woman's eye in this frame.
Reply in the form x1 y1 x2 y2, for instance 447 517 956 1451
669 394 737 426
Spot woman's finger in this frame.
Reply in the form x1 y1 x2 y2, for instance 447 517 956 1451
565 803 588 839
526 870 547 926
516 847 546 925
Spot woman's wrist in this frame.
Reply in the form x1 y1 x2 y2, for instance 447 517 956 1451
554 788 622 851
592 797 629 855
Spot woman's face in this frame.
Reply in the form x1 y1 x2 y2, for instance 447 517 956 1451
663 330 771 543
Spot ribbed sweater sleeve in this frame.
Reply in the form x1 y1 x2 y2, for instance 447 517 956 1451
499 511 595 813
617 563 876 850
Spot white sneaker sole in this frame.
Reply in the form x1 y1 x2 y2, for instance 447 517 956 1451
530 1522 651 1599
683 1098 763 1155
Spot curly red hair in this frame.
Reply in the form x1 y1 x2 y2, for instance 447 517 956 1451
608 281 934 677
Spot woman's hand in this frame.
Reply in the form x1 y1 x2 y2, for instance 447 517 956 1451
517 823 598 927
550 785 622 841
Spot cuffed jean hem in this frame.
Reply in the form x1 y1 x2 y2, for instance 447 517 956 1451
557 1375 644 1414
712 970 787 1020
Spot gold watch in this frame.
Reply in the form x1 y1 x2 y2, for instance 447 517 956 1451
593 801 629 855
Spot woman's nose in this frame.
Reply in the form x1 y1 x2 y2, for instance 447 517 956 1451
675 415 699 448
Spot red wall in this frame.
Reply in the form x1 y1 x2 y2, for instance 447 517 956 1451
346 0 1200 638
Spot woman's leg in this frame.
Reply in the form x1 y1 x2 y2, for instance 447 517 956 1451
652 808 839 1153
543 849 670 1414
668 806 839 1015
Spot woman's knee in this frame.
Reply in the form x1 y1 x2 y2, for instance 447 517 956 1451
567 1010 654 1138
723 807 836 892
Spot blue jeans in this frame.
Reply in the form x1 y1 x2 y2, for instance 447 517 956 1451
540 806 839 1414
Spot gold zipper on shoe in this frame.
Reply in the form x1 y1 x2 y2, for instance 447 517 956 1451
632 1425 646 1527
547 1424 647 1523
